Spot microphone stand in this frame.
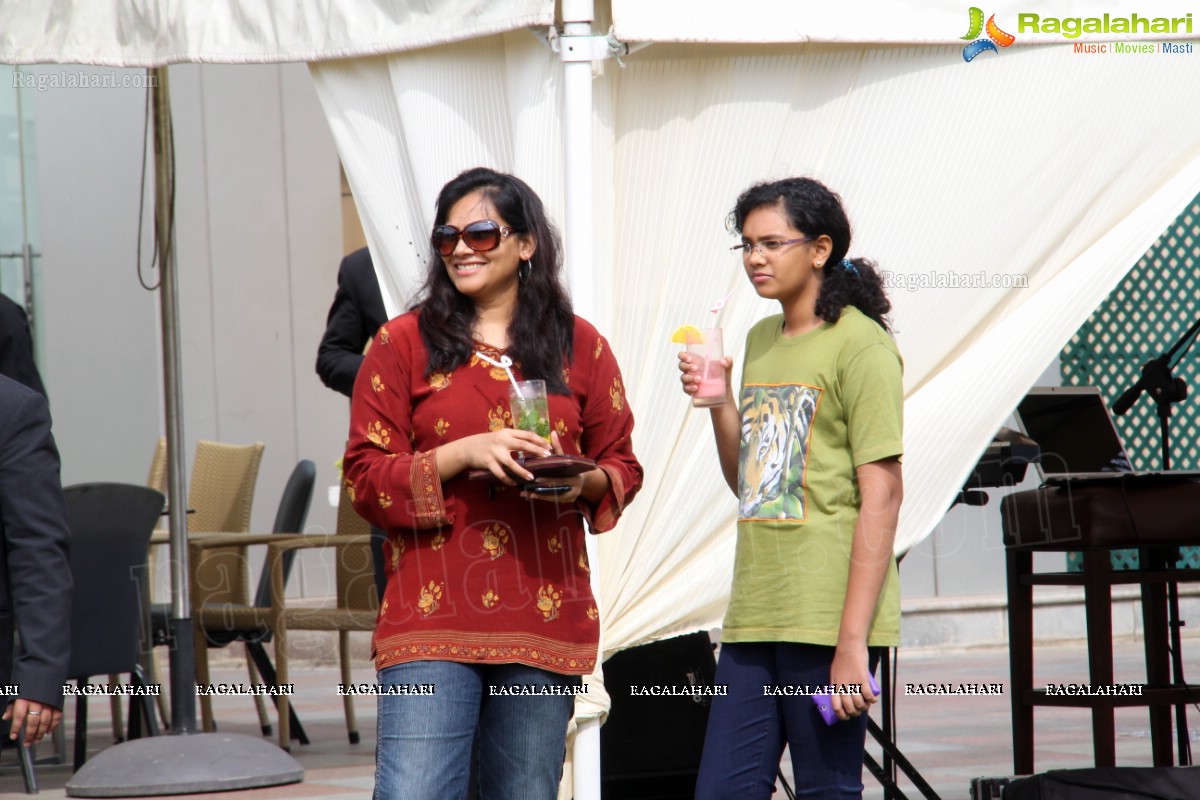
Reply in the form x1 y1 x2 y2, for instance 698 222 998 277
1111 311 1200 766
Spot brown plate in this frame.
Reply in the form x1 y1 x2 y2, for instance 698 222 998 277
468 454 597 485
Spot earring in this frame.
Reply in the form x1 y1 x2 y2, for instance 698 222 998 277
518 259 531 282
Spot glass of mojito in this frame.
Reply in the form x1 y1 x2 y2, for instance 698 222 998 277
509 379 551 443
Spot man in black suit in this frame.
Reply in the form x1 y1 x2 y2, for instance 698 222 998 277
0 294 47 397
0 374 71 746
316 247 389 398
315 247 390 599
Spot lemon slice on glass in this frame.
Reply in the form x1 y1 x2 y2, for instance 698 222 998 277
670 324 704 345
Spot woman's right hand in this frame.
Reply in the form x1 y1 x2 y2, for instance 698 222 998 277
677 351 734 402
442 429 552 485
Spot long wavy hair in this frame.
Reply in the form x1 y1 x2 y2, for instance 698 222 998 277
729 177 891 332
411 167 574 393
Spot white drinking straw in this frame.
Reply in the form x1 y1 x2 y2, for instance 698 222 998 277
475 351 523 396
707 288 734 327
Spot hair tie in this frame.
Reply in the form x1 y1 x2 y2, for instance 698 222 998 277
840 258 858 275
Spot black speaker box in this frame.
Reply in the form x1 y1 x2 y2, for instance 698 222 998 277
600 631 718 800
1004 766 1200 799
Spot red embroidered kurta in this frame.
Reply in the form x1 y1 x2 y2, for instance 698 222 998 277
343 312 642 676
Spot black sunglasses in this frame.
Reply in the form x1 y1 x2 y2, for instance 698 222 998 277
430 220 514 257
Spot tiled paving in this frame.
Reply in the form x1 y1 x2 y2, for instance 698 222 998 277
3 634 1197 799
784 635 1200 800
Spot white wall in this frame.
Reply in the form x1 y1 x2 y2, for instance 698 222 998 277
32 63 353 597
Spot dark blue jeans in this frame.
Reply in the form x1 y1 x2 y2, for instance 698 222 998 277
373 660 578 800
695 642 882 800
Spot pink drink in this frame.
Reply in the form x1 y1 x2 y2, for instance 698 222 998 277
689 328 726 408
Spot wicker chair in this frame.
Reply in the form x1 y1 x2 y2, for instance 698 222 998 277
147 439 266 728
187 482 378 750
191 459 315 743
146 436 168 496
267 486 378 748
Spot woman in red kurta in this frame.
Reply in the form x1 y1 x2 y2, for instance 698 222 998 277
343 167 641 800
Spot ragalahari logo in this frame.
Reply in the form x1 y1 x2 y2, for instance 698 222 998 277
961 7 1016 61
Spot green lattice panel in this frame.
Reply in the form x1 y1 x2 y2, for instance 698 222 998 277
1060 198 1200 571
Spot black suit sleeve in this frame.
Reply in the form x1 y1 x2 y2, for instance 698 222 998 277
0 296 47 397
0 386 71 708
316 249 389 398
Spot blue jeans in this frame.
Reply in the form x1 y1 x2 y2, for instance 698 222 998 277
373 660 578 800
695 642 882 800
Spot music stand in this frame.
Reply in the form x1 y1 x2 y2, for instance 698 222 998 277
1111 310 1200 766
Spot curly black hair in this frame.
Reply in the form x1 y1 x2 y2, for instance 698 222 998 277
410 167 573 394
729 177 891 332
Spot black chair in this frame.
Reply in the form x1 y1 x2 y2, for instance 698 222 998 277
64 482 164 772
191 459 316 743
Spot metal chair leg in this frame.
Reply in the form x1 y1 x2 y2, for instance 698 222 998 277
246 647 273 736
340 630 359 744
73 689 88 773
16 723 39 794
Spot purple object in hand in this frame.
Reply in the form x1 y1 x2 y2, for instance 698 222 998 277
812 673 882 726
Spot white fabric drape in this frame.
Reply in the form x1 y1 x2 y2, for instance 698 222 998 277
611 0 1200 45
313 40 1200 660
0 0 553 66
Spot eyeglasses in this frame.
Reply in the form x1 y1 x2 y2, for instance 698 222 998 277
431 220 514 256
730 237 811 257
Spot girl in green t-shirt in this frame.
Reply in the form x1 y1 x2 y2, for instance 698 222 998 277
678 177 903 799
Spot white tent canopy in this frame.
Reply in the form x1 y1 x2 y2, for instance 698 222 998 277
309 32 1200 647
7 2 1200 795
7 0 1199 65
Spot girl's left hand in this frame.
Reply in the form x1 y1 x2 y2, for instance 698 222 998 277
521 430 585 503
829 644 878 722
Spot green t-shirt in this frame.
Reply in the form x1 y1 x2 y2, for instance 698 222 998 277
722 305 903 647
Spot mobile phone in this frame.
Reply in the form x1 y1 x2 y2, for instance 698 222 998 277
529 484 571 495
812 673 882 726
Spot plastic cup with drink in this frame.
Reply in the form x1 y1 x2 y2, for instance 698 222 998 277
509 379 551 442
673 324 726 408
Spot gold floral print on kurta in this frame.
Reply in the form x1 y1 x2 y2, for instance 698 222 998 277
562 367 571 385
609 377 625 413
481 523 510 560
536 584 562 621
428 371 451 391
378 327 390 346
586 606 599 621
578 548 590 574
417 581 442 617
487 404 513 431
378 492 393 509
356 314 639 679
371 373 385 393
469 352 512 382
366 421 391 448
434 418 450 436
593 338 604 360
344 479 357 505
389 538 404 568
547 535 561 554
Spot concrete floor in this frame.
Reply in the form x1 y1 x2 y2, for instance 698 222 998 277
3 634 1197 800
